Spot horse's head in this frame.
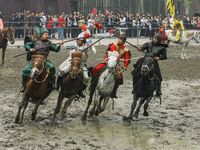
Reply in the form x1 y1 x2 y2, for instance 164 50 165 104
107 51 119 74
141 57 155 76
3 27 15 44
30 55 45 79
70 51 82 79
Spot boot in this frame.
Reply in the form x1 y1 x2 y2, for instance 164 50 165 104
20 76 28 92
78 84 87 98
110 81 120 99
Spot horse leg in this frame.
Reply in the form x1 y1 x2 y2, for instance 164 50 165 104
99 97 109 113
2 48 5 66
95 96 104 116
52 93 64 122
143 97 153 117
15 97 24 124
90 97 98 117
133 98 146 119
123 94 139 122
183 42 189 59
19 96 29 124
31 99 42 120
82 88 95 120
60 95 75 120
181 45 185 60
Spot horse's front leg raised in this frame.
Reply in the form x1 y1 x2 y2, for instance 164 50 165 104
60 95 76 120
31 99 42 120
123 94 139 122
52 93 64 122
143 96 153 117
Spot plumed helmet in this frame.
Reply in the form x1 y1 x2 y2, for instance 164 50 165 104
77 33 86 43
34 26 41 38
40 28 49 37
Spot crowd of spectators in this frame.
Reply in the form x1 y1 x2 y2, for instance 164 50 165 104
3 10 200 39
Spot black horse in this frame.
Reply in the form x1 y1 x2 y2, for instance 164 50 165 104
123 56 159 121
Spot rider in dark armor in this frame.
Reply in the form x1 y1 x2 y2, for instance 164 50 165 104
132 33 167 96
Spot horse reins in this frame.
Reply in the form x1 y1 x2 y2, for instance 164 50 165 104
33 58 49 83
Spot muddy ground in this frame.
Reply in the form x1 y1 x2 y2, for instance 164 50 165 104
0 44 200 150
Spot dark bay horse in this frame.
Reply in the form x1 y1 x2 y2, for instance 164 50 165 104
53 51 83 121
123 57 158 122
15 55 52 124
0 27 15 65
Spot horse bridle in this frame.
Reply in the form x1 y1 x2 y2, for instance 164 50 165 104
33 57 49 83
69 57 82 78
141 57 155 81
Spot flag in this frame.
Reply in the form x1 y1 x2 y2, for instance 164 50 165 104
105 9 110 16
92 8 97 15
166 0 175 17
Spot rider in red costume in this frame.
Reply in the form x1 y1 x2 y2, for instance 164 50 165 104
92 33 131 98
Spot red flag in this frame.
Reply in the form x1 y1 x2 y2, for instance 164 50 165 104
92 8 97 15
105 9 110 16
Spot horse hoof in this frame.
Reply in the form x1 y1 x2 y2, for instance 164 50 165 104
31 114 36 120
89 111 94 117
15 117 20 124
122 116 131 122
143 112 149 117
81 116 86 121
94 109 100 116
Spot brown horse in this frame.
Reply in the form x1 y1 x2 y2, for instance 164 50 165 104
0 27 15 65
53 51 83 121
15 55 52 124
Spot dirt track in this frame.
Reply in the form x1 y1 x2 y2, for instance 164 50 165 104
0 45 200 150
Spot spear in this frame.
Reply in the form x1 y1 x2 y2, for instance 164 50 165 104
13 36 92 58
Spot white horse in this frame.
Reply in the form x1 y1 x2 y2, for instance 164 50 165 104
165 29 199 59
82 51 119 120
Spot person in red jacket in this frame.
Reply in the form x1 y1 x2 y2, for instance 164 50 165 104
57 15 65 39
47 16 53 37
92 33 131 98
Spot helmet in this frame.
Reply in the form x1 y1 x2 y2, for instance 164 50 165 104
153 33 162 44
118 32 126 43
40 28 49 37
77 33 86 43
